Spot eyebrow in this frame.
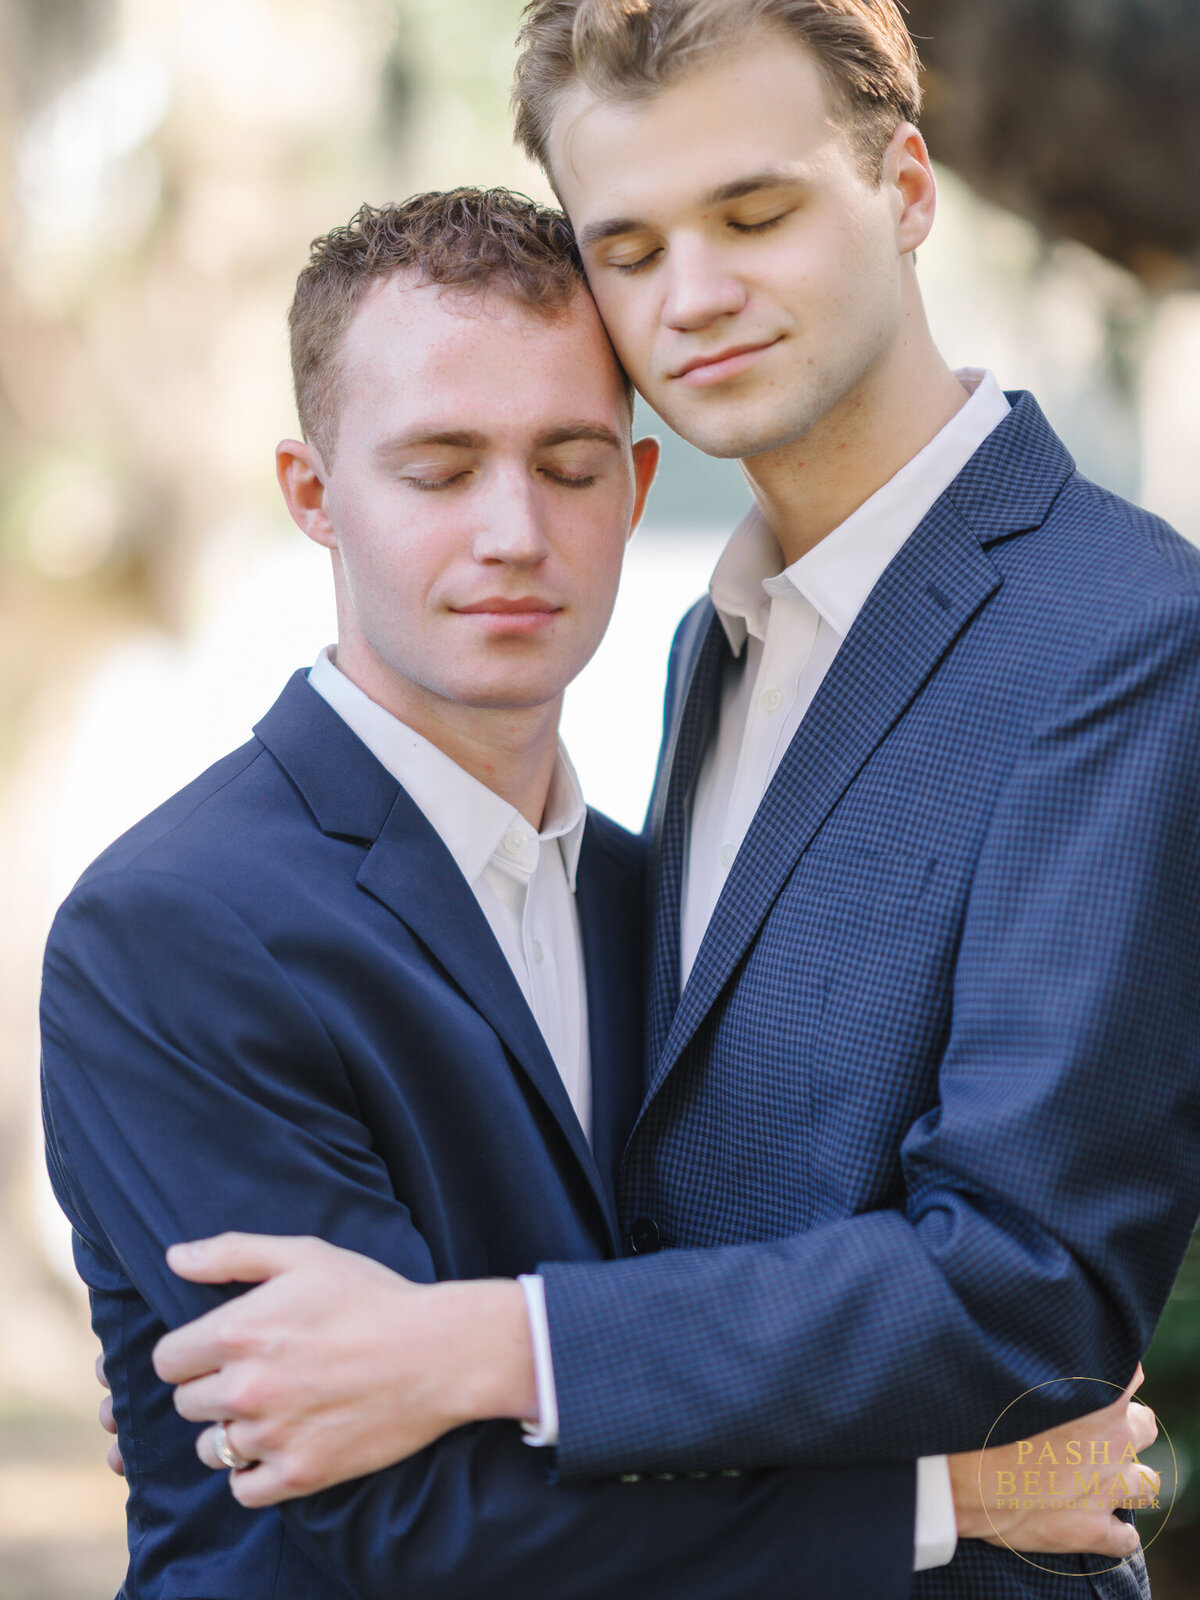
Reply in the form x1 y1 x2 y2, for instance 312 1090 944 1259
373 423 623 456
534 423 623 450
701 170 802 206
373 430 483 455
577 170 802 252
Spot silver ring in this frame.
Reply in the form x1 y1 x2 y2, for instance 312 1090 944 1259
213 1420 254 1472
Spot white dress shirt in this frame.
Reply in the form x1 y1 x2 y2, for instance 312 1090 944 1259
307 648 592 1136
682 368 1011 982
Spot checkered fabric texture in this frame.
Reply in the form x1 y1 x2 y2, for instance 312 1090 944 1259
542 395 1200 1599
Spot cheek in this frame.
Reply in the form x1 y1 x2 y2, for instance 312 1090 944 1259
587 283 653 375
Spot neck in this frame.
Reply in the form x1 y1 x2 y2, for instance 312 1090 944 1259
742 314 969 567
331 642 562 827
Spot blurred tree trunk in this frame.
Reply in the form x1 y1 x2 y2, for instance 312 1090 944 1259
906 0 1200 290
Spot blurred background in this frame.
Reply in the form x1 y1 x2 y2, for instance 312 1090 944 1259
1 2 1198 1595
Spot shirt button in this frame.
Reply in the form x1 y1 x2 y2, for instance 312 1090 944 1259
761 687 784 714
504 831 527 855
531 940 545 965
719 843 735 870
628 1217 662 1255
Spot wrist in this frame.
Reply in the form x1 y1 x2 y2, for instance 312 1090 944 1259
436 1278 538 1428
948 1449 990 1539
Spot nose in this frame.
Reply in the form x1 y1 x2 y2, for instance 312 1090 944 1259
661 234 748 331
471 464 551 566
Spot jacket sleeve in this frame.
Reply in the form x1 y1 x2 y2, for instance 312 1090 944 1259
40 866 914 1600
540 592 1200 1477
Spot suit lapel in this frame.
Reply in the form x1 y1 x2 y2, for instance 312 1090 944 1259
576 818 644 1246
255 675 614 1231
644 497 1002 1104
645 608 727 1072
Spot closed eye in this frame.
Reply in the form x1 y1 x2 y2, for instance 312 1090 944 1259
610 248 662 276
728 211 790 235
542 471 598 488
405 472 471 490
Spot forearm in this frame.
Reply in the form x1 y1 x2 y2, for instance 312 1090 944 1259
539 1207 1137 1478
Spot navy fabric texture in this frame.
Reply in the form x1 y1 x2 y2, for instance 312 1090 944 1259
540 393 1200 1597
41 675 914 1600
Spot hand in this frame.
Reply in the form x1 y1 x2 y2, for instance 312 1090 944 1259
95 1352 125 1478
152 1233 537 1507
950 1367 1159 1561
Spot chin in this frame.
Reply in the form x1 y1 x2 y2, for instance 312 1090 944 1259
456 679 566 712
657 392 827 463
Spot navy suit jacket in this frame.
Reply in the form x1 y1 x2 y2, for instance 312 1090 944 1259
540 395 1200 1597
40 675 914 1600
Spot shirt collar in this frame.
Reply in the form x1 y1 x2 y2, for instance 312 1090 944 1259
306 648 586 890
709 368 1011 653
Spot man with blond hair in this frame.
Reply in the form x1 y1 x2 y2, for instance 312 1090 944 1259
145 2 1199 1595
54 183 1152 1600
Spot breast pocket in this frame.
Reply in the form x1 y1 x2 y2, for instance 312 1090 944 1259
787 843 937 908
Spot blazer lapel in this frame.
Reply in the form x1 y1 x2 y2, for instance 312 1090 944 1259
255 674 614 1229
357 801 615 1224
645 499 1002 1103
645 607 728 1072
576 818 644 1247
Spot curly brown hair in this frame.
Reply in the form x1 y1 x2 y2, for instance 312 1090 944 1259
289 188 617 462
513 0 922 185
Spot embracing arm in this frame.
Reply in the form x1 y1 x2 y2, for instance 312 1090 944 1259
538 594 1200 1477
41 866 914 1600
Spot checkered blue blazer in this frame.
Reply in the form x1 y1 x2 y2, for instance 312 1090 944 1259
542 393 1200 1598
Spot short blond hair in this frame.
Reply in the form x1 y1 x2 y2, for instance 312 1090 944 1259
289 188 620 462
513 0 922 183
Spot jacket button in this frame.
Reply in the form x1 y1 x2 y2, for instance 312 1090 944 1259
628 1217 662 1255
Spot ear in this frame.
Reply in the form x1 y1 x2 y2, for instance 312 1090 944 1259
628 436 660 538
886 123 938 257
277 439 336 548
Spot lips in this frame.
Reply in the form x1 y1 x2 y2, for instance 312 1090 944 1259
453 598 560 615
670 337 782 384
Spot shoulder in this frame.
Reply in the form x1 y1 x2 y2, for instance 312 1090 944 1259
978 464 1200 662
56 729 314 943
1045 472 1200 601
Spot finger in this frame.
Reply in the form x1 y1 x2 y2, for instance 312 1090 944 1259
1113 1462 1161 1508
166 1233 315 1285
228 1460 298 1509
107 1441 126 1478
99 1394 117 1435
95 1351 108 1390
196 1424 223 1472
173 1372 241 1425
1122 1363 1145 1402
153 1315 226 1386
1129 1399 1158 1454
1095 1514 1141 1561
196 1421 264 1474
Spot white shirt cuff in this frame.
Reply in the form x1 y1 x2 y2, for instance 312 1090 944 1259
914 1453 958 1570
517 1274 559 1447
